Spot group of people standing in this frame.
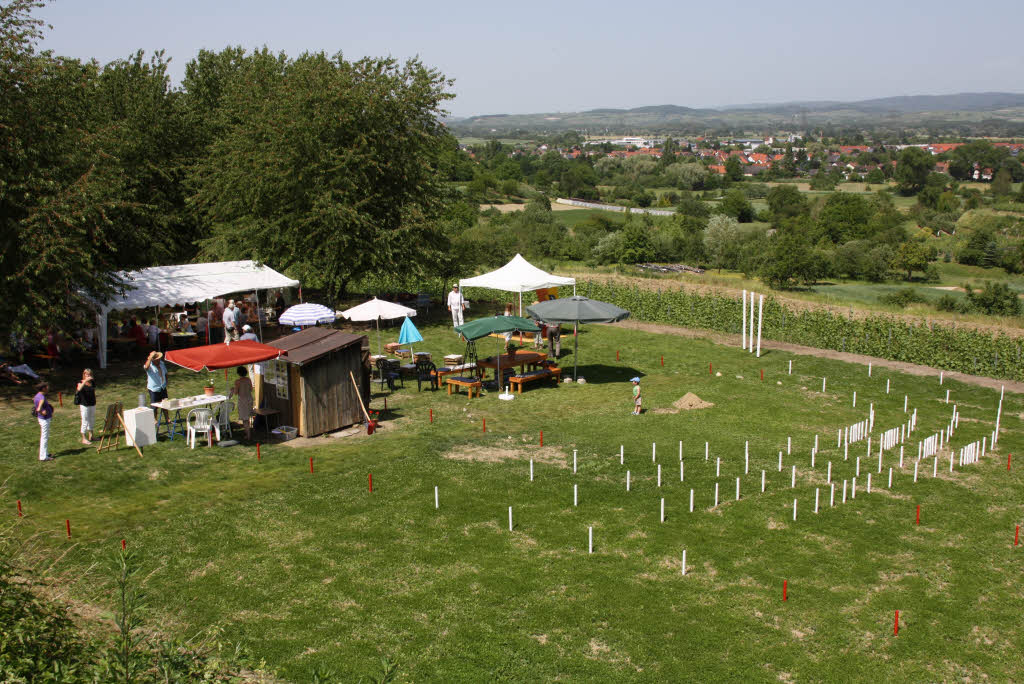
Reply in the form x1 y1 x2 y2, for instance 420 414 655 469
32 368 97 461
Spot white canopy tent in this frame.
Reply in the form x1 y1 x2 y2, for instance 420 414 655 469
459 254 576 315
93 260 299 368
338 297 417 356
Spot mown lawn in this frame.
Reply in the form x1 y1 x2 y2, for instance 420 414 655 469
1 321 1021 681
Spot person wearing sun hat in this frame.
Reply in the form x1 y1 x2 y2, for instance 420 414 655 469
239 324 259 342
630 377 642 415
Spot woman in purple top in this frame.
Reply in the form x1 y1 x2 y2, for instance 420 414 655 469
33 382 54 461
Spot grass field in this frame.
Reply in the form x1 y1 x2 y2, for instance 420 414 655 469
2 321 1022 681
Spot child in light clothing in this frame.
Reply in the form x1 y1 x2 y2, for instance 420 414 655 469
631 377 642 415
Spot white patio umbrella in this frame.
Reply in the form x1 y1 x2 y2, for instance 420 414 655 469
338 297 417 355
279 303 336 326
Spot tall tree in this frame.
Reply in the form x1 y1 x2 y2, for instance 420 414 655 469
894 147 933 195
192 51 455 298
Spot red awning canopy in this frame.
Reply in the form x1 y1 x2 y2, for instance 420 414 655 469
164 341 283 371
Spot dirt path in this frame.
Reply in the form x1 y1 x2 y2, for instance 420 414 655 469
607 320 1024 394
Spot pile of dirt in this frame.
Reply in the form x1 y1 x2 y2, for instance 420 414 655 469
654 392 714 414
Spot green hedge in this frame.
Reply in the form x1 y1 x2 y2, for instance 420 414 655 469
559 280 1024 381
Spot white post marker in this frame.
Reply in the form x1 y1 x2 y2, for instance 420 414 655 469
652 442 656 462
749 291 756 353
705 442 709 461
791 465 796 488
626 470 631 491
914 461 919 482
853 391 856 407
815 434 819 451
842 480 848 503
742 288 747 349
886 379 890 394
689 488 694 512
852 477 856 499
940 371 944 385
736 477 741 501
745 452 749 475
888 467 893 488
680 460 684 482
756 294 764 357
815 488 819 513
716 457 721 478
838 429 842 448
588 526 593 554
878 451 883 474
658 464 662 488
844 442 849 461
620 445 624 465
435 486 439 510
946 389 950 404
778 451 783 471
904 395 908 412
856 457 860 477
933 458 938 478
714 482 719 508
830 483 836 507
811 451 816 469
822 377 826 392
530 459 534 482
681 549 687 576
573 450 577 474
827 461 832 483
761 469 766 492
787 436 792 455
869 362 872 377
789 359 792 375
574 484 578 507
867 473 872 494
793 498 798 521
660 497 665 523
509 506 513 532
679 440 683 461
899 446 904 469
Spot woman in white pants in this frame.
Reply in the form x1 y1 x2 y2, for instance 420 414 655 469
33 382 54 461
76 368 96 444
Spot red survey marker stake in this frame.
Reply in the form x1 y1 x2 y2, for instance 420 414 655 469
256 443 261 462
1015 525 1019 547
783 580 788 602
540 430 543 447
1008 453 1012 471
616 350 620 361
660 355 664 366
65 519 71 539
368 473 373 493
429 408 433 423
894 610 900 635
309 457 314 474
121 539 126 551
16 500 22 517
916 505 921 525
482 418 486 433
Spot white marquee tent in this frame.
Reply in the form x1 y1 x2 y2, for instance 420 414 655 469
93 260 299 368
459 254 576 315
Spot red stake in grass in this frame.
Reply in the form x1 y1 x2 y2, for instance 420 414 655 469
65 519 71 539
660 355 664 366
616 350 620 361
540 430 543 447
256 443 261 461
429 408 433 423
709 362 713 375
783 580 788 601
58 391 63 407
894 610 900 636
482 418 486 433
309 457 314 474
384 397 387 412
760 368 764 381
16 500 22 517
121 539 126 551
368 473 373 493
1015 525 1019 547
1008 453 1012 471
916 505 921 526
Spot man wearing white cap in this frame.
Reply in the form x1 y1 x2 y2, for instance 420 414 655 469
239 324 259 342
447 284 466 331
222 300 237 342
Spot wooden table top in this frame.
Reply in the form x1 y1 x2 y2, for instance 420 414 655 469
476 351 547 369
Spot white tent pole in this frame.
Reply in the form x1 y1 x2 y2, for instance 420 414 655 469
518 291 522 317
376 317 382 356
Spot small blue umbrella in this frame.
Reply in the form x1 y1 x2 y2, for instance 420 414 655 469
398 316 423 360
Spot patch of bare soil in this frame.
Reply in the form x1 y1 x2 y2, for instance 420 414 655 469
444 445 568 468
653 392 714 413
603 320 1024 394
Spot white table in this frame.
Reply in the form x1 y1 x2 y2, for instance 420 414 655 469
152 394 228 442
123 407 157 448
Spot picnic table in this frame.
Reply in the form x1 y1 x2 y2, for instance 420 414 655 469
476 351 547 380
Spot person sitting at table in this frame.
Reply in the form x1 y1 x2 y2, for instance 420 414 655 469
239 324 259 342
178 316 193 333
228 366 254 441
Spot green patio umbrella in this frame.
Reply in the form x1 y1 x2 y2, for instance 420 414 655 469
455 315 540 392
526 296 630 381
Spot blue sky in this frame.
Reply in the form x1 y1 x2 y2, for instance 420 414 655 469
36 0 1024 118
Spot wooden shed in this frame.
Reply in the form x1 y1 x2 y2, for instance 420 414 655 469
257 328 370 437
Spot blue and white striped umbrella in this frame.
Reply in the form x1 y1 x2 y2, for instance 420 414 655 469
278 303 336 326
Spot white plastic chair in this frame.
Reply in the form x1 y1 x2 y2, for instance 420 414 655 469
186 408 217 448
215 400 234 440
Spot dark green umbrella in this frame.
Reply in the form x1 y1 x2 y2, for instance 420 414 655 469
526 296 631 380
455 316 541 392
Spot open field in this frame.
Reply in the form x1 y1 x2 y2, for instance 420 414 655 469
2 320 1022 681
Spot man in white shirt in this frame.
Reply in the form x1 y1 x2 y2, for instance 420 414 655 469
146 320 159 346
222 301 237 342
447 285 466 330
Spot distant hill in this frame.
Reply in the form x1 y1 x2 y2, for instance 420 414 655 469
448 92 1024 136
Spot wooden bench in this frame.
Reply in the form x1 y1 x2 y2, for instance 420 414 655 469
508 367 562 394
446 376 482 398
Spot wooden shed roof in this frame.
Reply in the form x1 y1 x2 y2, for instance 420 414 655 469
268 327 367 366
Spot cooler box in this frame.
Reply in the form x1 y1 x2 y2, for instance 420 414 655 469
123 407 157 448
